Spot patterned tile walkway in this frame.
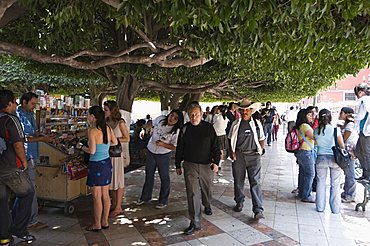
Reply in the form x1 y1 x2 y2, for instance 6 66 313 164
20 131 370 246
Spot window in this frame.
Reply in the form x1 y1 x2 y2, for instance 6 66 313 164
345 92 356 101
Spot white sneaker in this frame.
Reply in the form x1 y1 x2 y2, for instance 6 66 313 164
155 203 167 209
135 200 145 205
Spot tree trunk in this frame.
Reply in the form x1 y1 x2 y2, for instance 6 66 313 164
160 93 170 111
179 93 203 112
170 94 180 110
98 92 107 107
89 86 99 106
116 75 141 112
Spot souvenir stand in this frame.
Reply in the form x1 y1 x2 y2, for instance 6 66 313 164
35 92 90 216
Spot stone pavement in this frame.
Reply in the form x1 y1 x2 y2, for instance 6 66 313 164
21 131 370 246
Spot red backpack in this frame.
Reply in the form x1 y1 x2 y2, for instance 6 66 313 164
285 128 301 153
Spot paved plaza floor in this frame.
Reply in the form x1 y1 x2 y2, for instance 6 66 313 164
21 132 370 246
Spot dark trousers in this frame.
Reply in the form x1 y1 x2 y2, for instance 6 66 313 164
232 152 263 214
263 123 273 145
0 168 34 240
140 150 172 205
183 161 213 228
356 133 370 178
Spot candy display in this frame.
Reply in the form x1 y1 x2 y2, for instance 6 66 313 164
64 155 88 180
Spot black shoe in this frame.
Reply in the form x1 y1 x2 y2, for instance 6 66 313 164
233 202 243 212
253 212 265 221
184 224 201 235
301 197 315 203
14 234 35 243
204 207 213 215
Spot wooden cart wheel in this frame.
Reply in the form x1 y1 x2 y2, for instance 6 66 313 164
64 202 75 216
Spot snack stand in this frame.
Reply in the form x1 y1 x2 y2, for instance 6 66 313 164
34 92 90 216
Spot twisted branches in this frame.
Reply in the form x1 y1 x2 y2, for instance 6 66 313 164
0 41 211 69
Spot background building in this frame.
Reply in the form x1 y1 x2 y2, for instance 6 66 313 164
299 68 370 116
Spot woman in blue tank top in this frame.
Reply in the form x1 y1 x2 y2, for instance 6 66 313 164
77 106 118 232
313 109 345 214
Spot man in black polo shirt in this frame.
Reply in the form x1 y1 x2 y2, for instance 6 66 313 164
175 103 220 235
0 90 35 245
261 101 275 146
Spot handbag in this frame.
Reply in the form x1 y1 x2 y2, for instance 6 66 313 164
109 141 122 157
331 128 351 170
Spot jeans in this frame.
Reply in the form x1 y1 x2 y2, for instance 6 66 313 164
26 159 39 225
0 168 34 240
296 149 315 200
315 155 342 214
342 158 356 200
232 152 263 213
140 150 171 205
263 123 273 145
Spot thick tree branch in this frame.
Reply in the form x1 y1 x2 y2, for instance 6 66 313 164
65 43 151 60
157 57 211 68
132 28 158 52
101 0 122 10
0 0 17 20
142 78 228 94
0 41 211 69
103 67 116 84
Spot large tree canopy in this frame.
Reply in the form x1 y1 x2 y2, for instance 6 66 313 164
0 0 369 105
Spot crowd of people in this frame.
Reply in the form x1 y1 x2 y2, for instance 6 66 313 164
288 83 370 215
1 82 369 243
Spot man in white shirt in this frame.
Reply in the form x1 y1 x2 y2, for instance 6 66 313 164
354 83 370 181
286 106 297 132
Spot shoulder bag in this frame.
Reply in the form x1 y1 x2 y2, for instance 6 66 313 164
331 128 351 170
109 140 122 157
109 125 122 157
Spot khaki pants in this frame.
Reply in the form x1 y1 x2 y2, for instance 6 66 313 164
183 161 213 227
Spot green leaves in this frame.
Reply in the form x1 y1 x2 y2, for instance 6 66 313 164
0 0 369 102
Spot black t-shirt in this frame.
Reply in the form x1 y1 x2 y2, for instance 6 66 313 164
225 110 236 134
0 113 25 169
262 108 275 124
175 121 220 168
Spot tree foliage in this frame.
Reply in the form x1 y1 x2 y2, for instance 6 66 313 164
0 56 106 94
0 0 369 102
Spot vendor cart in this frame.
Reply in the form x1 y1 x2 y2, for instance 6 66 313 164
36 142 89 216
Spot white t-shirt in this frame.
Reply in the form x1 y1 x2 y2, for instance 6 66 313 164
147 115 179 154
212 114 229 136
205 114 213 123
286 109 297 122
341 122 358 146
